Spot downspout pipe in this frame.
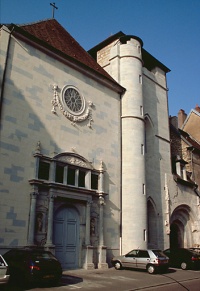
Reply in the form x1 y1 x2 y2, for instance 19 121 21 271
0 25 14 124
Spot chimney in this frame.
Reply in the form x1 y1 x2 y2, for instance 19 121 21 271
169 116 178 129
195 104 200 113
178 109 187 128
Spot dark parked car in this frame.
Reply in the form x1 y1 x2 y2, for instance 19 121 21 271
111 249 169 274
163 248 200 270
0 254 10 285
189 247 200 254
3 248 62 286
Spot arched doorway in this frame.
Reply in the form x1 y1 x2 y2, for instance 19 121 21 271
170 205 192 249
53 206 80 269
147 199 158 248
170 221 184 249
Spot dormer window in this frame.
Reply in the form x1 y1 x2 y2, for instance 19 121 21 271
175 155 187 181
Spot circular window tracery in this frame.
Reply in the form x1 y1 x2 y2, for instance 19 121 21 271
62 86 85 116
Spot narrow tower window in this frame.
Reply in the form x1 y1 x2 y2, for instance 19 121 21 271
140 105 143 116
143 229 147 241
143 183 146 195
139 74 142 84
141 144 144 155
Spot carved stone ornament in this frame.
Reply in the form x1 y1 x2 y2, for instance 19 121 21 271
56 154 93 169
51 84 94 128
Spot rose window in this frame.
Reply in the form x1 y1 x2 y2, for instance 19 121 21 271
62 86 85 115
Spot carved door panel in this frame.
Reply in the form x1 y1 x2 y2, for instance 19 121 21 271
53 207 79 269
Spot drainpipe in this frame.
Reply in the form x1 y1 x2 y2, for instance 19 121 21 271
120 90 123 256
191 147 195 181
0 26 14 123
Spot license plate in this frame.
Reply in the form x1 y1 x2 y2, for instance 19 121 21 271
43 274 55 279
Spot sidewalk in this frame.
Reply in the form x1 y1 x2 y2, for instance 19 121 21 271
62 267 112 277
61 268 114 288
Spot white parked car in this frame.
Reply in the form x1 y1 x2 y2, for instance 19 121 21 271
111 249 169 274
0 254 10 285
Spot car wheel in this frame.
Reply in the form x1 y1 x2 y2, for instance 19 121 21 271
114 261 122 270
181 262 187 270
147 264 155 274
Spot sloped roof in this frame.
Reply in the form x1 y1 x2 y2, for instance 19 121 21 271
179 129 200 151
3 19 123 91
170 123 200 152
181 108 200 142
182 108 200 128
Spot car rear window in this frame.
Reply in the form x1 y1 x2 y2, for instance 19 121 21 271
152 250 166 257
187 249 200 255
32 252 56 260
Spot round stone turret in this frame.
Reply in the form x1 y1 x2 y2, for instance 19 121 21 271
110 35 147 253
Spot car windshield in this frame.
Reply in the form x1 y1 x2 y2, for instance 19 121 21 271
0 256 5 266
126 250 138 257
152 250 166 257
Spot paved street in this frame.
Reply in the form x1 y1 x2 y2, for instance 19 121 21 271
2 267 200 291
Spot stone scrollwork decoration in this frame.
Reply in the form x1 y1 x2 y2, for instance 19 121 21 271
51 84 94 128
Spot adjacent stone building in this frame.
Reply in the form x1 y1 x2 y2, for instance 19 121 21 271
0 19 199 270
169 106 200 248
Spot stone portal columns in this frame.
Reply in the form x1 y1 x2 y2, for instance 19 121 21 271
83 200 94 270
46 190 55 247
27 190 38 245
97 161 108 269
85 201 91 245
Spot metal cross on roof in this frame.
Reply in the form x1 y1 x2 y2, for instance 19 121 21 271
50 2 58 18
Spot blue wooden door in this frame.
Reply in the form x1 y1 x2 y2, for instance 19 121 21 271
53 207 79 269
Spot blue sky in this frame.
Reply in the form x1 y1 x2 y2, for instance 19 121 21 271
1 0 199 117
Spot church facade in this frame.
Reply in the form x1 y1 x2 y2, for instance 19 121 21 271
0 19 199 270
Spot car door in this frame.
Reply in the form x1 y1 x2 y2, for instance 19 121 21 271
136 250 150 270
123 250 138 268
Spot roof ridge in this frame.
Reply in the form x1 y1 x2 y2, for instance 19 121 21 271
18 18 54 27
192 108 200 116
14 19 123 91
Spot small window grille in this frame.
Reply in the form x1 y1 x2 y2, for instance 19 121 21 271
38 161 50 180
91 173 98 190
78 170 86 187
67 167 76 185
55 164 64 183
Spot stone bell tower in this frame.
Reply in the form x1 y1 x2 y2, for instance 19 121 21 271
110 35 147 253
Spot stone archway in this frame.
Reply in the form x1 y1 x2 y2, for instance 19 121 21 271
170 205 193 248
170 220 184 248
147 199 158 248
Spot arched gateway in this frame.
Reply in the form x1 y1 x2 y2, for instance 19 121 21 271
170 205 194 248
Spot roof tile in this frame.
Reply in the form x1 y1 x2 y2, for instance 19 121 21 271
19 19 116 82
